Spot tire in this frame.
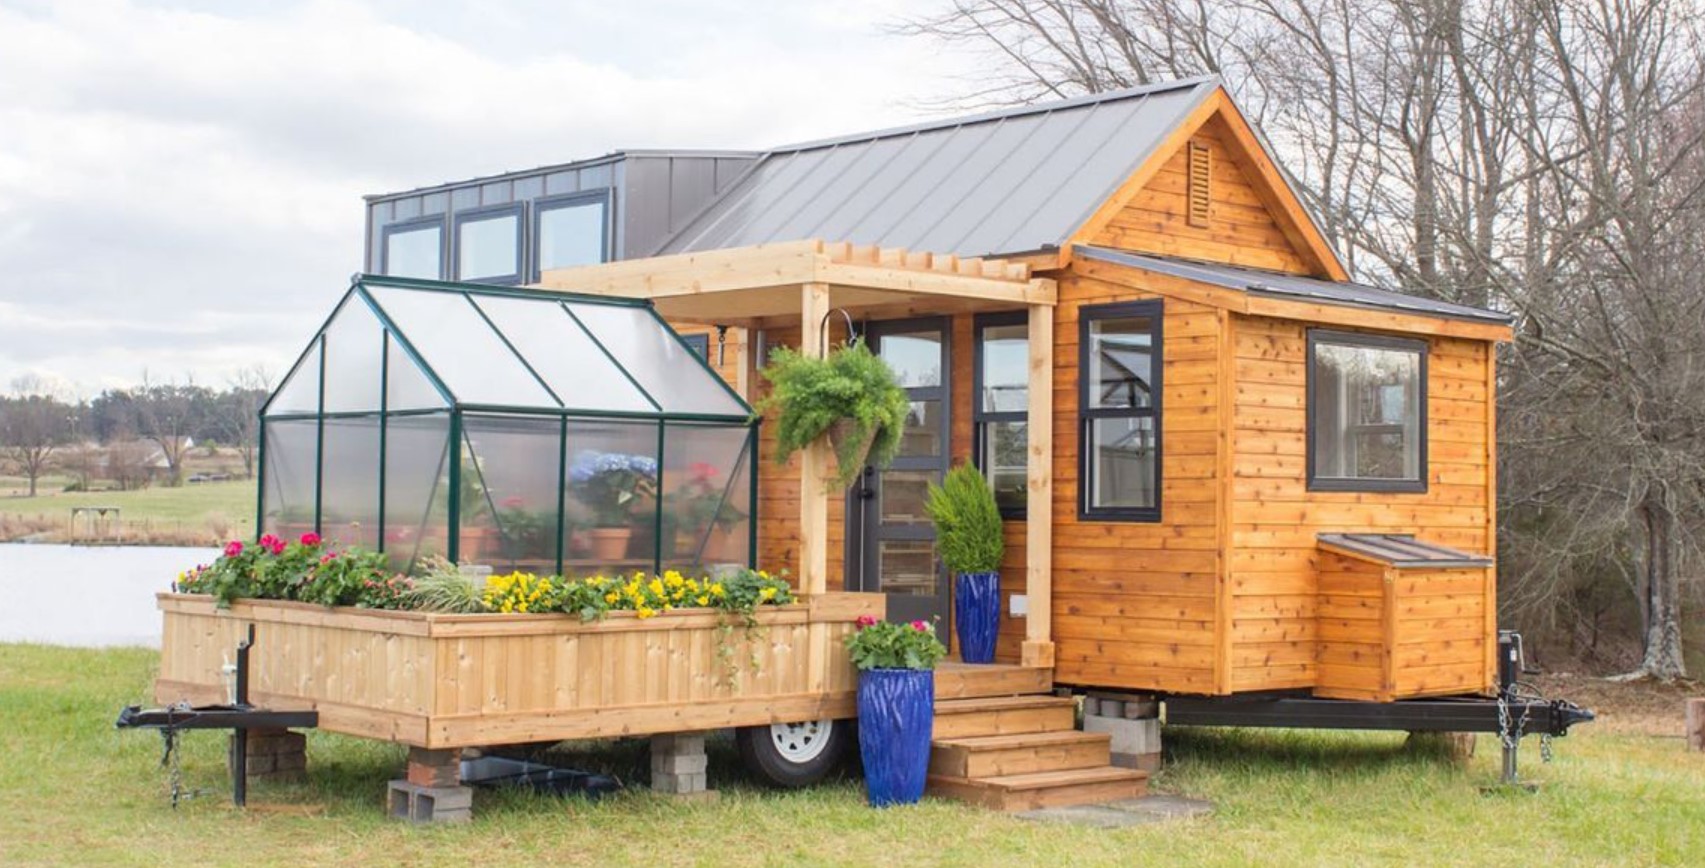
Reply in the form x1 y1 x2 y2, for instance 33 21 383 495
736 718 851 788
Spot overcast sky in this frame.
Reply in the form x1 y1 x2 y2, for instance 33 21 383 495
0 0 973 396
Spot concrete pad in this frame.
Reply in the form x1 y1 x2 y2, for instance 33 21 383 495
1015 794 1213 828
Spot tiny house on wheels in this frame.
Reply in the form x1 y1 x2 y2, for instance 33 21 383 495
155 76 1586 814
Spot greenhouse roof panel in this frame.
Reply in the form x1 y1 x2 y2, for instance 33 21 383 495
260 276 751 421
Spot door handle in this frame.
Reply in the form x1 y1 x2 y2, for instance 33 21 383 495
857 466 875 500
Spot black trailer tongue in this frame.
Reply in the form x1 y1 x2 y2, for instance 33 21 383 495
116 624 318 807
1164 631 1594 785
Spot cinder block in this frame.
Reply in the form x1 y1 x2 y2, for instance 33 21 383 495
1084 714 1161 756
650 733 712 795
652 752 708 775
1122 699 1159 720
388 780 474 823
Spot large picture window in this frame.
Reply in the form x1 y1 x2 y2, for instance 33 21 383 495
454 205 524 285
533 192 610 279
1307 330 1427 492
1079 300 1162 521
380 218 444 279
973 312 1028 517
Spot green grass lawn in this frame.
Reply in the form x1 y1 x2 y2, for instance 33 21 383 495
1 645 1699 866
0 480 256 543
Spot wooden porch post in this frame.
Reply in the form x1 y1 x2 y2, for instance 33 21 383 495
798 282 831 598
1022 302 1056 668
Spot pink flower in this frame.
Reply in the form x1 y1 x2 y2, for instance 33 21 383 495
299 532 322 547
258 533 286 555
910 620 929 632
223 540 244 558
855 614 877 628
501 496 526 509
319 552 337 565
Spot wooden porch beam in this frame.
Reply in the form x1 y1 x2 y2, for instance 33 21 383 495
798 282 831 598
1022 302 1055 669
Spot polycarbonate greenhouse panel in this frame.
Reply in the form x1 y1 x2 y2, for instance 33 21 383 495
260 419 318 534
565 302 746 416
267 340 321 416
320 417 381 550
468 294 655 414
383 413 452 569
320 297 386 414
461 414 565 573
363 285 558 409
385 336 448 412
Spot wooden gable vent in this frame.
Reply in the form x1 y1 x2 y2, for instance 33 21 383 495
1187 139 1212 228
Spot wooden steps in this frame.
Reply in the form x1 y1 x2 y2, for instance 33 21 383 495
927 766 1149 812
926 684 1148 811
930 730 1111 778
934 662 1053 700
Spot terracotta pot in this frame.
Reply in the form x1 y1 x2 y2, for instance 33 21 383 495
700 526 742 562
459 527 501 562
588 527 633 561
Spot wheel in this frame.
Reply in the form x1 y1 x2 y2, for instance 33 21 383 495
736 718 850 788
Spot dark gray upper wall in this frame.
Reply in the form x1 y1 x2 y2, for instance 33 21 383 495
363 151 759 276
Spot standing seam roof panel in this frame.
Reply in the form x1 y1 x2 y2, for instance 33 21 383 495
653 78 1218 258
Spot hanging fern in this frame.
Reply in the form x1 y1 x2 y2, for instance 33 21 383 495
755 337 911 489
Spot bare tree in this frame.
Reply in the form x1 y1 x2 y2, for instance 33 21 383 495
0 377 72 497
130 378 209 488
214 366 271 480
901 0 1705 678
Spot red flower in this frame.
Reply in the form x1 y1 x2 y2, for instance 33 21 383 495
258 533 286 555
501 496 526 509
319 552 337 565
299 532 322 547
689 462 719 482
855 614 877 628
910 620 929 632
223 540 244 558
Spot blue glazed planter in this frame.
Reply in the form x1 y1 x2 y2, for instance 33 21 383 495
954 571 1001 664
856 667 935 807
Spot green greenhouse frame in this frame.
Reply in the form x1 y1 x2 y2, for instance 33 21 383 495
257 274 758 577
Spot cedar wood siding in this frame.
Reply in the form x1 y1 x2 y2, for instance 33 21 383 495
1228 316 1497 697
1047 269 1224 695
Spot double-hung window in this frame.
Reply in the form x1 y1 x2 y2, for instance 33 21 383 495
973 312 1029 517
533 191 610 280
1079 300 1162 521
1307 330 1427 492
454 205 524 285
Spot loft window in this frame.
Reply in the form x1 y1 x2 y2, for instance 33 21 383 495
681 333 710 359
381 219 444 279
1307 330 1427 492
534 191 610 279
1079 300 1162 521
973 312 1029 518
454 205 524 285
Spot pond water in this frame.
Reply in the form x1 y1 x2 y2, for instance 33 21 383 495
0 544 217 648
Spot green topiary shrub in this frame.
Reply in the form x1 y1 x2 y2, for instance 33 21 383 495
755 337 911 489
924 464 1004 574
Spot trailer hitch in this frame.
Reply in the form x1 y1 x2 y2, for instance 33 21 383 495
116 624 317 807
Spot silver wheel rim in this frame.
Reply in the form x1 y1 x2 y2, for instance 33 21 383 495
769 719 833 764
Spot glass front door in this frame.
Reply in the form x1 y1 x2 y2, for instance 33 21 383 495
848 319 951 631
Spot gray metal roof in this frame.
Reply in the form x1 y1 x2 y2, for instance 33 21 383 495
1318 534 1493 569
654 77 1221 258
1078 246 1512 324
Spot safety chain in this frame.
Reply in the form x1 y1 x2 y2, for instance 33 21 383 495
156 702 202 808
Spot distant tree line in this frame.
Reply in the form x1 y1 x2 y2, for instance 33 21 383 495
0 371 269 495
903 0 1705 679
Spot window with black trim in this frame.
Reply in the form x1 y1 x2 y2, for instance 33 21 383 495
533 191 610 279
973 312 1028 517
381 218 444 279
1307 330 1427 492
1079 300 1162 520
681 333 710 359
454 205 524 285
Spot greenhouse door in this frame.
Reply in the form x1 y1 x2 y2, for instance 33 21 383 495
848 318 950 633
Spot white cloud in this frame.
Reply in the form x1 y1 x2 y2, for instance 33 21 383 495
0 0 970 391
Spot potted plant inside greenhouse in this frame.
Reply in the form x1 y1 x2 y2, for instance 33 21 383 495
847 615 946 807
925 464 1004 664
757 336 911 489
570 450 660 561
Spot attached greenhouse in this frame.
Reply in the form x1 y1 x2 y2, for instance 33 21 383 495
258 275 756 576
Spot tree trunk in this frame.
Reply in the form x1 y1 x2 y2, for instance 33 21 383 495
1638 489 1688 680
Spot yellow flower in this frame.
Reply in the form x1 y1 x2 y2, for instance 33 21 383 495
636 606 655 619
696 595 710 607
604 592 619 604
760 586 777 601
711 583 725 597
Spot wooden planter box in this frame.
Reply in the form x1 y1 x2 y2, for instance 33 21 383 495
155 592 882 749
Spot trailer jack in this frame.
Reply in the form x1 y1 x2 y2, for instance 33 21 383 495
116 625 317 807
